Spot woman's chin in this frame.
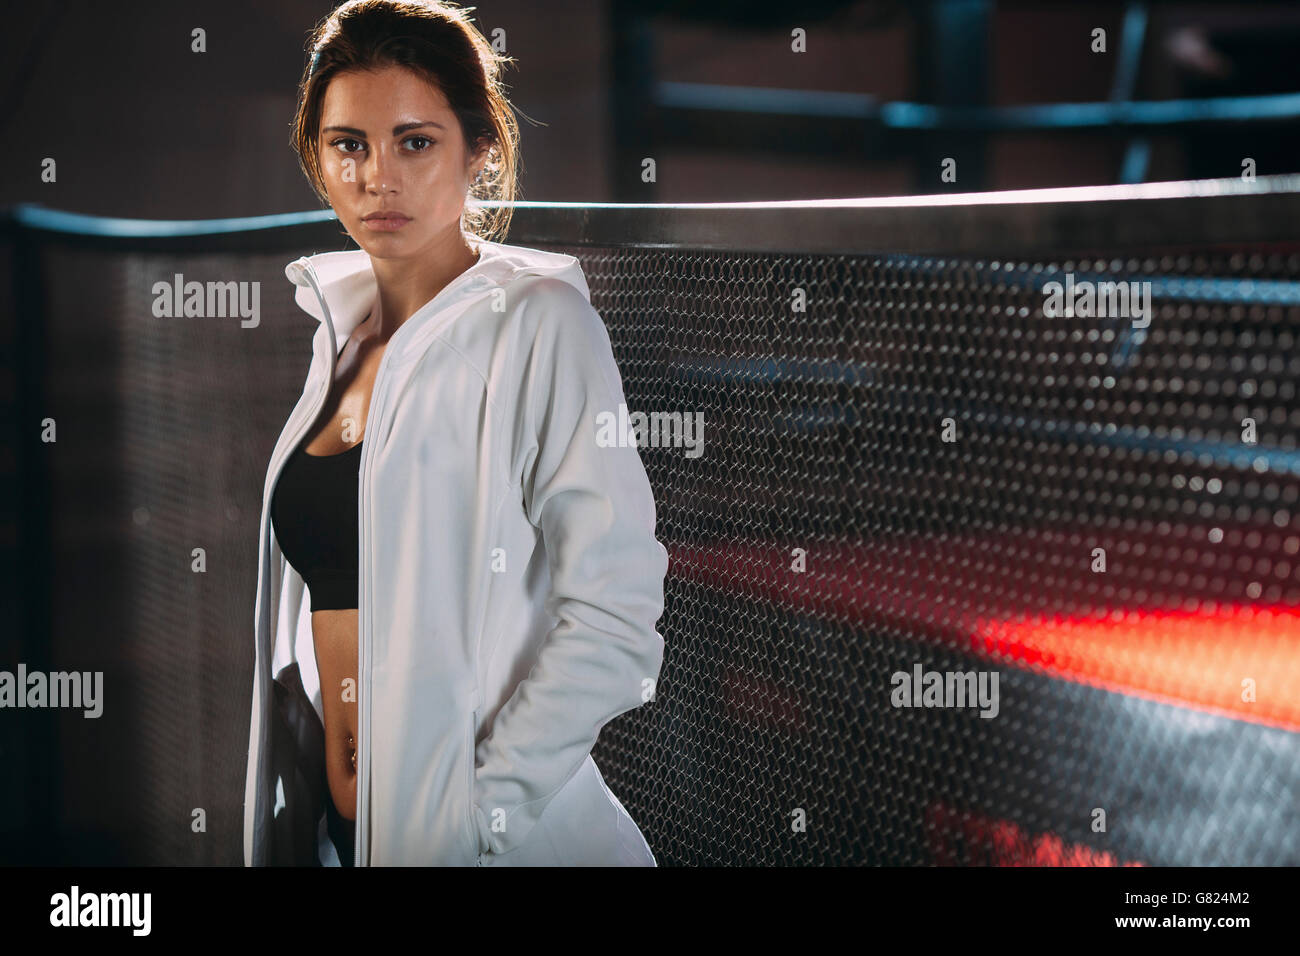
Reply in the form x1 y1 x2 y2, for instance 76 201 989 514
352 231 418 258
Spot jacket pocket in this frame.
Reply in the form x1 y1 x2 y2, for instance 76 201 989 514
467 708 487 865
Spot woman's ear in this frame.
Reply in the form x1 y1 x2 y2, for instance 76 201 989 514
470 141 492 179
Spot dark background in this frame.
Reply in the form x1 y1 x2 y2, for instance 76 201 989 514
2 1 1299 867
3 0 1300 219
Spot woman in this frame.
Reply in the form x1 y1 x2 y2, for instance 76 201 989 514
243 0 669 867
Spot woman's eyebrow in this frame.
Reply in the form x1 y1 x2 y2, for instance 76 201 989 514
322 121 447 136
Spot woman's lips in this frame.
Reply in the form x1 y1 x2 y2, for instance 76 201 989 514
361 213 412 232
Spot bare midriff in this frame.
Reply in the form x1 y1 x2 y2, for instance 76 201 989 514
301 308 387 823
298 249 481 828
312 608 360 820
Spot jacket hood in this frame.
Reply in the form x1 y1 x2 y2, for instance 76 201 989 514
284 238 591 354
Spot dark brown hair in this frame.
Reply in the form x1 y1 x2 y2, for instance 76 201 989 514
292 0 519 242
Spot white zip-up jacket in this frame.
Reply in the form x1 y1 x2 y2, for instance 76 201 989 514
242 238 669 866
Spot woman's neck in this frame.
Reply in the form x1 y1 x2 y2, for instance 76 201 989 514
367 233 482 340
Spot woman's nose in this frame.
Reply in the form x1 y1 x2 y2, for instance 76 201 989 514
365 149 398 194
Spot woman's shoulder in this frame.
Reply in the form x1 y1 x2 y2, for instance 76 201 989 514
505 273 591 312
499 276 611 363
477 238 593 312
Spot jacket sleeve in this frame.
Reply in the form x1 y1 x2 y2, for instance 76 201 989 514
472 279 669 856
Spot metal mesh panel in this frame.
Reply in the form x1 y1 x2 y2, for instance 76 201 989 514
17 245 316 864
7 200 1300 865
566 244 1300 866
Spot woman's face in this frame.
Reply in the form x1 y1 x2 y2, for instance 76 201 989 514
317 65 486 260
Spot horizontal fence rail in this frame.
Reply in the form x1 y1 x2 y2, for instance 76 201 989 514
7 173 1300 254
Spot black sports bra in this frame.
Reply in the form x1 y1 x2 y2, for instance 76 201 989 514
270 437 363 611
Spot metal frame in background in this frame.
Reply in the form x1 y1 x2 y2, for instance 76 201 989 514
625 0 1300 195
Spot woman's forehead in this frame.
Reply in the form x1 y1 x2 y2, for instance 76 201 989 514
320 66 455 127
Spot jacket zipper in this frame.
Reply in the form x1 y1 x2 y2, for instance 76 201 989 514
293 256 500 867
470 707 484 866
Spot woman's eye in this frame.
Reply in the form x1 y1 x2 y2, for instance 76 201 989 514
403 136 434 151
331 138 364 153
